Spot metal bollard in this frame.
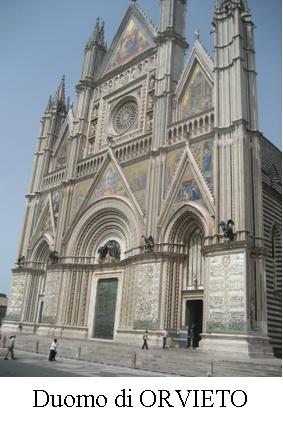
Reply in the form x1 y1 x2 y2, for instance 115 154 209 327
207 360 214 377
3 336 6 348
35 340 39 353
131 351 137 369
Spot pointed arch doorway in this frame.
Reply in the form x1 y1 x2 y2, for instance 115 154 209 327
182 225 205 347
164 206 208 347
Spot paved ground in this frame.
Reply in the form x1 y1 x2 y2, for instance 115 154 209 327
1 333 281 377
0 348 174 377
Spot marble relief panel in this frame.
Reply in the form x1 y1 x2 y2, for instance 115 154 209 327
134 262 160 330
207 253 247 333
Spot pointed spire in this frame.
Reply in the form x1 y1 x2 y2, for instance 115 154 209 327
45 95 53 113
92 17 100 43
194 28 200 40
99 21 105 47
85 17 106 50
54 75 65 104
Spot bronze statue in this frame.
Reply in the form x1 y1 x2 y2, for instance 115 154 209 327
49 250 59 264
142 235 154 252
218 219 235 241
98 240 120 261
16 255 25 267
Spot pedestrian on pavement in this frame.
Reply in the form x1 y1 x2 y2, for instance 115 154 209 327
142 330 149 349
48 338 57 361
18 323 23 333
4 335 16 360
162 328 168 349
189 324 195 348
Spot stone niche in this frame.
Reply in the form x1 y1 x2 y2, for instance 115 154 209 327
206 252 247 333
133 262 161 331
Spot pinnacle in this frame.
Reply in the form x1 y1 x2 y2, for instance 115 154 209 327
215 0 249 12
86 17 106 49
54 75 65 104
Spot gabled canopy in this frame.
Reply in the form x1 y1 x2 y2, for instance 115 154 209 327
176 37 214 121
99 2 157 76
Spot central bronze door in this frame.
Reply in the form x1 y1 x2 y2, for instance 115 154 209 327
94 278 118 339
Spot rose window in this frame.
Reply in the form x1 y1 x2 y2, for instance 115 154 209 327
113 101 138 135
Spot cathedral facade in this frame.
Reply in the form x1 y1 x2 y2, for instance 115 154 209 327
4 0 282 357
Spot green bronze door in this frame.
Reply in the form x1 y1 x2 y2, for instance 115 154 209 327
93 278 118 339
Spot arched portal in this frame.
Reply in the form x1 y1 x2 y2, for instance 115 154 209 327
23 238 50 324
162 204 210 346
63 197 144 339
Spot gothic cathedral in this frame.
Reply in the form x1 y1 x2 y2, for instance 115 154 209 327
4 0 282 357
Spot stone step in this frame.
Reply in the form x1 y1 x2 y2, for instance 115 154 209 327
1 333 281 377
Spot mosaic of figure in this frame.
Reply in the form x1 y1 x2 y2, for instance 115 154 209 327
165 148 184 193
175 164 204 205
181 63 212 118
179 180 201 202
55 141 68 170
70 179 92 222
41 213 53 234
190 140 213 190
107 18 151 71
52 191 61 227
123 161 148 209
91 164 127 201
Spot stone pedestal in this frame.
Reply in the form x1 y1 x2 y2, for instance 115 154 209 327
200 333 273 357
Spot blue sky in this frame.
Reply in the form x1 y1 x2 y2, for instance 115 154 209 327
0 0 281 295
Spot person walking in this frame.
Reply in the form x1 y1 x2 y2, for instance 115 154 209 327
48 338 58 361
189 324 195 349
4 335 16 360
142 330 149 349
162 329 168 349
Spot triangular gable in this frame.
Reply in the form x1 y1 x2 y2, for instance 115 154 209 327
31 195 55 247
101 4 156 75
88 161 128 203
53 128 70 170
176 39 214 121
159 144 215 224
67 148 144 235
52 109 74 170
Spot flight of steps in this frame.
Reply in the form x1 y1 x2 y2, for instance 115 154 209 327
1 333 281 377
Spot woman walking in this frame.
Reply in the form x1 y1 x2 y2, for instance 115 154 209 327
142 330 149 350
